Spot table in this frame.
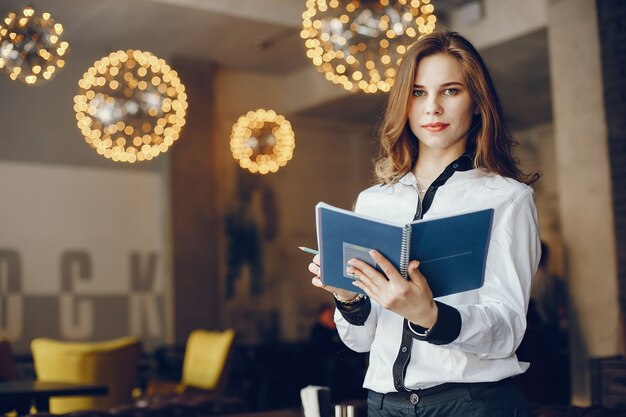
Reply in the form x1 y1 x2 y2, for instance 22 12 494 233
0 380 108 414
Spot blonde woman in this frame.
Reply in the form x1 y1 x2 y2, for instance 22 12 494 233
309 31 540 416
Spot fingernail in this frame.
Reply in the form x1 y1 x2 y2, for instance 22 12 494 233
347 259 355 266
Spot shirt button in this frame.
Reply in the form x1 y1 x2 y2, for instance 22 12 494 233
453 163 459 168
395 379 400 385
410 393 419 404
401 346 408 353
429 186 434 191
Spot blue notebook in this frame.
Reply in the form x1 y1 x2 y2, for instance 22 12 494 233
315 202 494 298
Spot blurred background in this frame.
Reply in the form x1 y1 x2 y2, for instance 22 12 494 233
0 0 624 414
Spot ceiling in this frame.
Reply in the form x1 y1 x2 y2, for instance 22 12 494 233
0 0 551 130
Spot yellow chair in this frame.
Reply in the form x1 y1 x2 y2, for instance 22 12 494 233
181 328 235 393
31 336 141 414
147 329 235 398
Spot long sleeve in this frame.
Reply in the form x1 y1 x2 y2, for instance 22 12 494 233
335 298 380 353
442 187 540 358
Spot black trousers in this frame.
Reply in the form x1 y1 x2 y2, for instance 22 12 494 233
367 379 532 417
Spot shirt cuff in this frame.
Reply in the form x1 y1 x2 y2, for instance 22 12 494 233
408 301 461 345
335 296 371 326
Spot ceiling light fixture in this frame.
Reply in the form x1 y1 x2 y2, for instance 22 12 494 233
74 50 187 163
0 6 69 85
301 0 437 94
230 109 295 175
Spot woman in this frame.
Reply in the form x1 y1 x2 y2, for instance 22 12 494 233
308 31 540 416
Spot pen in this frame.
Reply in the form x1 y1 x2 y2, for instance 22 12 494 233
298 246 319 255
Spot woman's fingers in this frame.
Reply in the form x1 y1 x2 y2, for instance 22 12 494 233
407 260 432 294
347 258 384 293
309 254 357 299
311 276 336 291
308 261 321 276
368 250 404 282
348 251 407 296
333 254 436 324
311 276 326 288
309 252 432 313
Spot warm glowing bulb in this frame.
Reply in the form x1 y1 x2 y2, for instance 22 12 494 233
0 7 69 85
74 50 187 163
230 109 295 174
301 0 435 93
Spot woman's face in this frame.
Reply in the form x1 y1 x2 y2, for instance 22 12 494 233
407 53 476 157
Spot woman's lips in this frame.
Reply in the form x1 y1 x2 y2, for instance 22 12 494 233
422 123 449 133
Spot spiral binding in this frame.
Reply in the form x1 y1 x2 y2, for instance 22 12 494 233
399 225 411 279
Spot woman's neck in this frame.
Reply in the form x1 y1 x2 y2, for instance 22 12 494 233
413 146 466 189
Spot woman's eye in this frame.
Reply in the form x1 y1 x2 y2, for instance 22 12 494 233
412 89 426 97
443 88 459 96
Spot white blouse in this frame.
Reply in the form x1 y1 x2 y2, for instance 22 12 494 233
335 168 540 393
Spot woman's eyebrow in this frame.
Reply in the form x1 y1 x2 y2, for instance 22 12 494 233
413 81 465 88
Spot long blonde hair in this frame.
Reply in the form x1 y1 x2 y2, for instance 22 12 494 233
374 31 538 185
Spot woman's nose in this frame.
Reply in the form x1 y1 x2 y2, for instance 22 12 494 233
425 98 443 115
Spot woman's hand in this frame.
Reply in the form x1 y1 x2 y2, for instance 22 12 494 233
348 250 438 328
309 254 359 301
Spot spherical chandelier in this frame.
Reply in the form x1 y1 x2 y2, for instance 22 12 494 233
73 50 187 163
0 7 69 85
301 0 437 94
230 109 295 175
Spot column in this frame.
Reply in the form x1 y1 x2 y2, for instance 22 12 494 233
547 0 621 405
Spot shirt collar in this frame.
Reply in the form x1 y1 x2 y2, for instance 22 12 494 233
398 153 474 186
